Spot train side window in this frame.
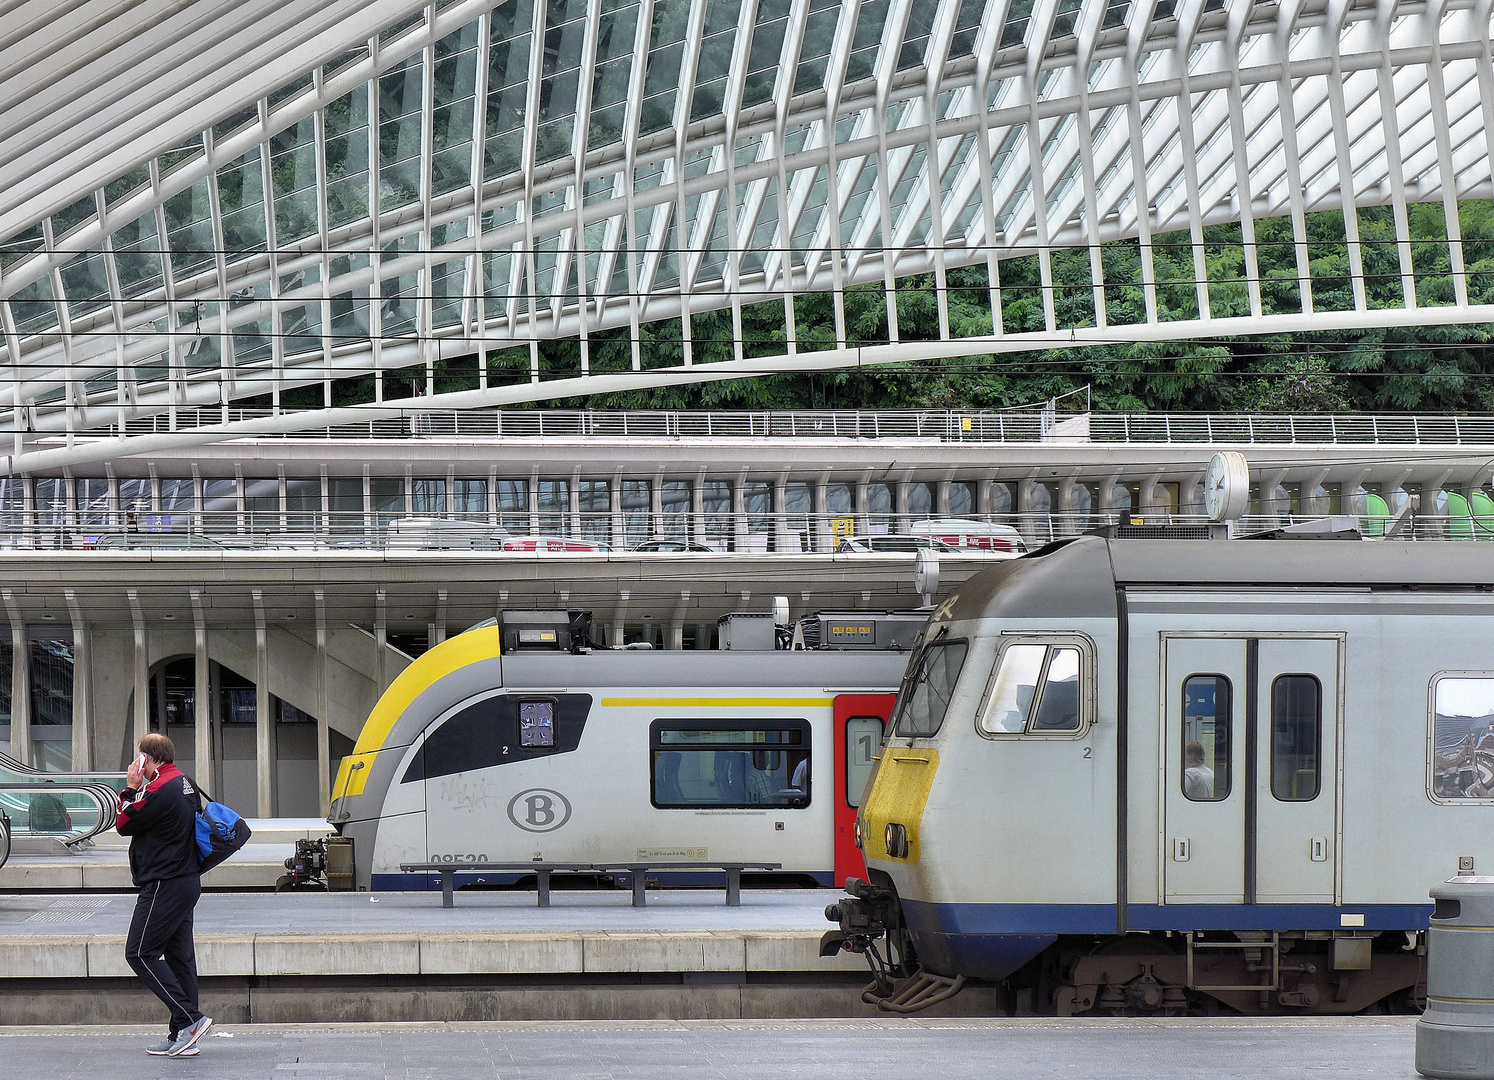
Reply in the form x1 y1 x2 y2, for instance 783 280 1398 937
1429 675 1494 801
1270 674 1321 801
518 699 556 748
1182 675 1231 802
650 719 811 809
845 717 882 808
891 641 969 737
978 639 1091 736
978 644 1046 733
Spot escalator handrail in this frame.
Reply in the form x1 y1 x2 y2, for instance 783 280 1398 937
0 782 116 846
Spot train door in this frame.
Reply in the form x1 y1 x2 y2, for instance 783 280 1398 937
833 694 896 887
1163 635 1342 907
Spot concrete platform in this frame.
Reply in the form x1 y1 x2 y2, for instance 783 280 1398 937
0 1017 1421 1079
0 889 945 1022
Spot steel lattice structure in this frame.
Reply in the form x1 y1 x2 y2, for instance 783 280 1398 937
1 0 1492 463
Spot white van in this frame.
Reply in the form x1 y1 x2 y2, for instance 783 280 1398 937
384 517 509 550
907 518 1028 554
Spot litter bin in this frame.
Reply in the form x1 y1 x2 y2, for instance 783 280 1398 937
1418 875 1494 1079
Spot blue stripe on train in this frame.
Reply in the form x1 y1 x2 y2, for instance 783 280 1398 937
371 869 835 891
899 899 1435 982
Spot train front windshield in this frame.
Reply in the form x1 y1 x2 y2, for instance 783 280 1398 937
890 639 967 737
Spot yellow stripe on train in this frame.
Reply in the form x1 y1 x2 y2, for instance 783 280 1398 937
334 625 503 798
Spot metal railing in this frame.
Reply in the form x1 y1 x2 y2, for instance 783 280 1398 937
0 509 1485 553
71 408 1494 446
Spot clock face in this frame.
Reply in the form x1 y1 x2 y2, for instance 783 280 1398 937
1205 452 1248 521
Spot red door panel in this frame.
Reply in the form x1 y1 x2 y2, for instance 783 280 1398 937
832 693 896 888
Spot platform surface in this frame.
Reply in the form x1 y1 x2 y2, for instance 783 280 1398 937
0 1017 1419 1080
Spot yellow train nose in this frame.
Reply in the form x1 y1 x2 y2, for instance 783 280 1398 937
860 747 938 863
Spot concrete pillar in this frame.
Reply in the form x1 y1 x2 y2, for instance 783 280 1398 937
253 590 273 818
316 589 330 817
191 590 212 793
128 590 148 751
4 591 29 765
65 590 92 770
375 589 388 693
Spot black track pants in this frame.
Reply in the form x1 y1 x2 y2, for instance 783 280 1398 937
126 874 203 1035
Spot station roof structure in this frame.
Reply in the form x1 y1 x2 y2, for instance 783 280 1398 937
1 0 1492 470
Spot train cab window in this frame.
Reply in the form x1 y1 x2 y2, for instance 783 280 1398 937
1182 675 1231 802
845 716 882 808
650 719 811 809
518 700 555 748
1429 675 1494 801
1270 675 1321 801
978 641 1089 736
891 640 968 737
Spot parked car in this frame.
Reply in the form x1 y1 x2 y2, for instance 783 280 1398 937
907 517 1029 554
835 534 957 554
630 537 715 552
500 535 612 552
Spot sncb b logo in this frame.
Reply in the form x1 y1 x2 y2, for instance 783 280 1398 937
506 788 572 833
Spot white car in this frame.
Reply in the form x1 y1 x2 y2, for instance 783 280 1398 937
835 535 957 554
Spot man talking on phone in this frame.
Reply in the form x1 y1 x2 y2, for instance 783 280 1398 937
116 733 213 1057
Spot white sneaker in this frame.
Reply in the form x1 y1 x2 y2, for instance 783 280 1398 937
168 1016 212 1056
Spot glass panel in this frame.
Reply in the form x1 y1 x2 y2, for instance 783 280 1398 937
893 640 968 737
495 479 528 531
537 480 568 534
1182 675 1231 801
1270 674 1321 801
454 478 487 520
329 477 364 535
949 482 975 516
653 746 810 807
578 480 609 541
1431 677 1494 800
660 480 690 538
1030 646 1081 732
907 482 933 518
845 715 882 808
978 643 1045 734
518 699 555 748
621 479 650 546
203 478 237 532
285 478 319 529
76 479 111 527
412 478 447 515
701 480 731 550
371 478 404 526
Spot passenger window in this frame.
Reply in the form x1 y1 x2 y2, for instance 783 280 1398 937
1182 675 1231 802
979 644 1047 733
1270 675 1321 801
891 641 969 737
1430 676 1494 801
978 641 1088 735
1031 647 1081 731
650 720 810 809
845 716 882 808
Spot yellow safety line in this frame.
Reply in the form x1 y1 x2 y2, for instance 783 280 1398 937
600 696 832 708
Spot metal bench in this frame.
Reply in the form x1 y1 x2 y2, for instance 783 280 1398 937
399 861 594 908
590 861 782 907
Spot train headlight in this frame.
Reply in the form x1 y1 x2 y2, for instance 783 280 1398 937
884 822 909 859
854 818 863 850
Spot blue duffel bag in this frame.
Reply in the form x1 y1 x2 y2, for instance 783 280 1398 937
193 784 252 872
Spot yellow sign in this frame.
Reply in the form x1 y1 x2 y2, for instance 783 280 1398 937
830 516 856 537
961 416 972 431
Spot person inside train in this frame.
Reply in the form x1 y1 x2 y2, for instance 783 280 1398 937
1184 740 1215 800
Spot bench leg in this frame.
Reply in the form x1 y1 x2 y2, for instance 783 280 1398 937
442 870 455 909
537 869 551 908
632 872 647 907
726 868 741 907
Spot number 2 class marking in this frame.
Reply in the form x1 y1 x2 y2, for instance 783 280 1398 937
1083 747 1092 759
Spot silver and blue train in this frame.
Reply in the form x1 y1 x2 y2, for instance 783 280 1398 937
827 532 1493 1014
